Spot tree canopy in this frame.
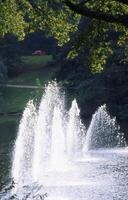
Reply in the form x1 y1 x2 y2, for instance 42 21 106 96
1 0 128 73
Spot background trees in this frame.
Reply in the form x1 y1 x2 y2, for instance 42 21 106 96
0 0 128 73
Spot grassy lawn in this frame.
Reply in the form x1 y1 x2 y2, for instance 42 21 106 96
0 54 58 123
0 54 59 122
0 54 59 113
8 55 57 85
9 66 57 85
0 87 36 112
1 55 59 113
0 116 18 139
21 55 53 69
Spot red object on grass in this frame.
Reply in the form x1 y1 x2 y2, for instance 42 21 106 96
32 50 46 56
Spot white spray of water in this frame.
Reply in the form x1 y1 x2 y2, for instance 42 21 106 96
83 104 126 151
66 99 86 156
11 81 86 189
32 82 66 181
51 106 66 170
11 100 37 190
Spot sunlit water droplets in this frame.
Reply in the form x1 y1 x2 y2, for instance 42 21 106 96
83 104 126 151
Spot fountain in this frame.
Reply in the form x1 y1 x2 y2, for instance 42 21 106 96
50 106 66 170
32 82 66 182
11 81 86 191
66 99 86 157
10 81 126 198
83 104 126 151
11 100 37 189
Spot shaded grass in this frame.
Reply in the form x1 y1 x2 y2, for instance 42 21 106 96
0 116 18 139
8 55 56 85
0 87 39 112
9 65 57 85
21 55 53 69
3 55 59 112
1 55 58 112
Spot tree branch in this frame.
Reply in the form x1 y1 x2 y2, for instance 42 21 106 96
79 0 128 6
79 0 93 6
116 0 128 6
64 0 128 27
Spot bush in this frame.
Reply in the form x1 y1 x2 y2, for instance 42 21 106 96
6 56 23 77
